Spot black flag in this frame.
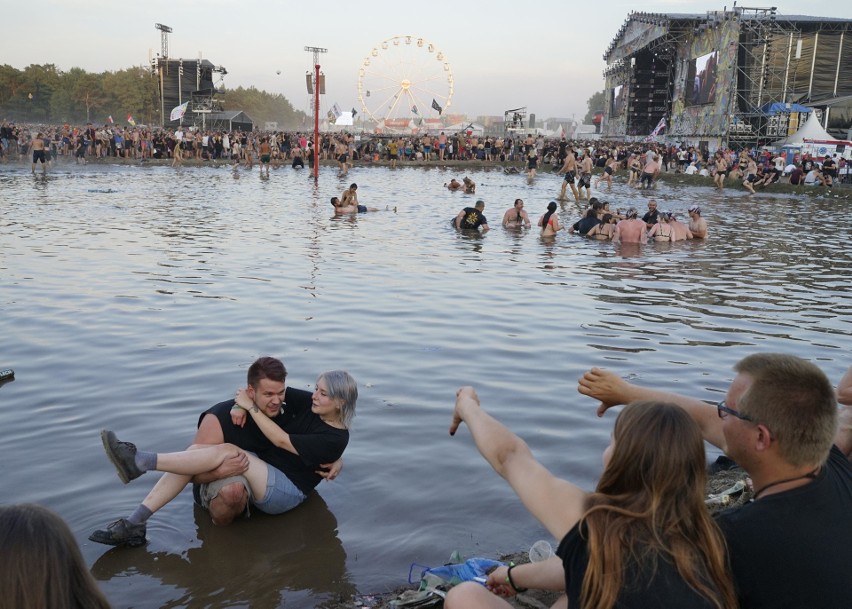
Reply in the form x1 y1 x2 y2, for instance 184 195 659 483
431 98 442 115
352 107 358 118
411 105 418 115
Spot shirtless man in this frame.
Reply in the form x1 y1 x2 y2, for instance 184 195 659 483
557 149 580 201
438 131 448 161
577 151 594 201
687 206 707 239
330 197 381 214
612 208 648 244
341 183 360 208
462 176 476 194
422 134 432 162
31 133 47 174
501 199 531 228
335 138 349 174
445 178 462 191
641 154 661 189
258 137 272 176
742 157 759 194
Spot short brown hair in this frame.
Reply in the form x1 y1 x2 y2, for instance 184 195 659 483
247 356 287 389
735 353 836 466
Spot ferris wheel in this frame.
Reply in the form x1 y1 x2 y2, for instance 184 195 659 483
356 35 454 122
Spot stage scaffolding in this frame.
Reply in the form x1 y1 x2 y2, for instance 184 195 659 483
602 7 852 149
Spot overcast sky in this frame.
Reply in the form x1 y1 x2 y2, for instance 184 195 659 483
6 0 848 121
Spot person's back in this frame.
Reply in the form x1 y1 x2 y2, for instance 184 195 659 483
614 210 647 244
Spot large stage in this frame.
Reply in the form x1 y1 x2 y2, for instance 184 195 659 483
601 7 852 149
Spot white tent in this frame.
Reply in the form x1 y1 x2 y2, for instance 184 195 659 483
773 113 837 145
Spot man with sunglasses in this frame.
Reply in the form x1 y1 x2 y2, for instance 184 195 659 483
577 354 851 609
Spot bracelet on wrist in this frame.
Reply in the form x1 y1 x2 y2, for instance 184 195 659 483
506 563 528 593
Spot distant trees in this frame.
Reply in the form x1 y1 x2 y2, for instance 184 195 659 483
0 63 306 128
584 90 605 124
221 86 307 130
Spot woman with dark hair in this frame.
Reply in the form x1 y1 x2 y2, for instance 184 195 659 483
0 504 112 609
586 213 617 240
445 389 737 609
537 201 563 237
90 367 356 547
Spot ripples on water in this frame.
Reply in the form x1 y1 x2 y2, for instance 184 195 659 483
1 162 850 607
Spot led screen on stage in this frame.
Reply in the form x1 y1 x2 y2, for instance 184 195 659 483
611 85 626 116
686 50 718 106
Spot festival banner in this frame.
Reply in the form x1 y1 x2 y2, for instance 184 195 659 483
644 117 666 142
169 102 189 122
127 114 136 126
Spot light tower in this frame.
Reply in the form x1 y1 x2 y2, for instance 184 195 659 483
155 23 172 58
154 23 173 127
304 45 327 178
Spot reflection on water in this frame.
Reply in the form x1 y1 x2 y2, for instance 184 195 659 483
92 494 352 609
1 162 850 607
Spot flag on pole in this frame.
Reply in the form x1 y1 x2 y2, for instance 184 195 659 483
411 105 418 115
169 101 189 122
351 107 358 118
107 115 114 124
644 117 666 142
127 113 136 127
431 98 442 115
331 103 342 119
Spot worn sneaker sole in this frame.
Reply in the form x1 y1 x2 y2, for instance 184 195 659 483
100 429 138 484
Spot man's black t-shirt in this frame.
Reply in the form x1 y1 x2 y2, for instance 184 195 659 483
457 207 487 230
715 446 852 609
197 387 349 495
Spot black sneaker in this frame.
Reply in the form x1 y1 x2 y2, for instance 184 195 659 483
88 518 147 547
100 429 144 484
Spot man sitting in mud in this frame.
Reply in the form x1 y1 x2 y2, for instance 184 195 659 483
330 197 383 214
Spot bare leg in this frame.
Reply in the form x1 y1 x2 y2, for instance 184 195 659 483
445 582 514 609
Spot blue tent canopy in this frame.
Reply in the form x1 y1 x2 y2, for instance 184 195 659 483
760 102 814 115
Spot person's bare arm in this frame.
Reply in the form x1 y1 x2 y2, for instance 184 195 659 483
450 387 586 539
578 367 727 451
454 209 465 229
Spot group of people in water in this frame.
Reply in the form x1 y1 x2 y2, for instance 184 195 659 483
4 354 850 609
455 196 707 245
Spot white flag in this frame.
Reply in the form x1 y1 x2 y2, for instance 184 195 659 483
170 102 189 122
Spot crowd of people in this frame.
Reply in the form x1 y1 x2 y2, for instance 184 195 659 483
458 196 707 246
3 120 849 193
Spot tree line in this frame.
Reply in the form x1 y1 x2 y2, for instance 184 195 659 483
0 63 308 129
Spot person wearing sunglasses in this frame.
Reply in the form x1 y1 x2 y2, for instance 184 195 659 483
578 354 851 609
